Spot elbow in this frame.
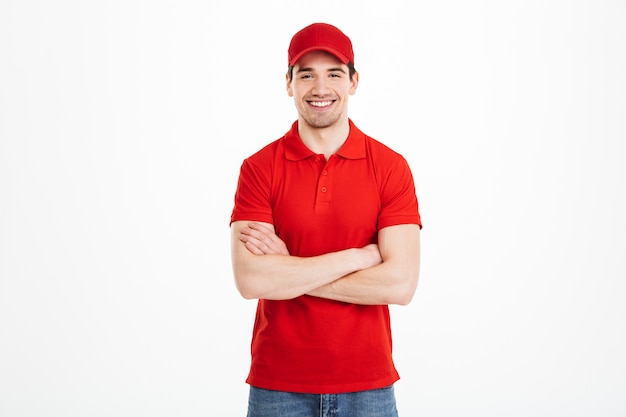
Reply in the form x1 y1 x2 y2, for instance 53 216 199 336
394 292 413 306
393 286 414 306
390 271 419 306
236 283 260 300
234 270 285 300
233 271 261 300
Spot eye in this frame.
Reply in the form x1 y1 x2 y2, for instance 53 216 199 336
300 73 313 80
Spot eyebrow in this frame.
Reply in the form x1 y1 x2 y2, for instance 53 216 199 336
296 67 347 74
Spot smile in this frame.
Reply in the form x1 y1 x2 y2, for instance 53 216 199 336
309 100 334 108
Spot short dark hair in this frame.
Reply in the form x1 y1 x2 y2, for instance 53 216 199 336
287 62 357 82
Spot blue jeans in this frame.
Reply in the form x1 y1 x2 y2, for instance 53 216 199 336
247 385 399 417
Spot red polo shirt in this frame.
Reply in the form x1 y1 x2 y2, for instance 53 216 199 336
231 119 421 394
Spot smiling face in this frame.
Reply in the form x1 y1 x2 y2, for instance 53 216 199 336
287 50 358 130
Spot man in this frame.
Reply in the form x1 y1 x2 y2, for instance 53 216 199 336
230 22 422 417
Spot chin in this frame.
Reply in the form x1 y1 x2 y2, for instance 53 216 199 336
303 115 340 129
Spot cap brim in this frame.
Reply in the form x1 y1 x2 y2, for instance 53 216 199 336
289 46 350 66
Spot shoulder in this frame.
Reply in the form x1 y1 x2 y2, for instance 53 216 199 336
363 134 411 170
349 120 408 164
350 121 404 159
245 137 283 163
365 135 402 156
238 137 287 178
244 121 298 164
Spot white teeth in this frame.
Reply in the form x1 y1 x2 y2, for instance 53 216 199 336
310 101 333 107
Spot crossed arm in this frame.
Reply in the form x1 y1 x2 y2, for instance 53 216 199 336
230 221 420 305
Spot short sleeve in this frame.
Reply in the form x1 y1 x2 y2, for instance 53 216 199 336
377 156 422 230
230 158 274 225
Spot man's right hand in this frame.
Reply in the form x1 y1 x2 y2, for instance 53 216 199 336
359 243 383 270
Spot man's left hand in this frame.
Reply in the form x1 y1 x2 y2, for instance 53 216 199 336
239 222 290 256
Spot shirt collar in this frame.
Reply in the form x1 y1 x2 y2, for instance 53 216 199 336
284 119 366 161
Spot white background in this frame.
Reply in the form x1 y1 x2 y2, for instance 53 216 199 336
1 1 625 416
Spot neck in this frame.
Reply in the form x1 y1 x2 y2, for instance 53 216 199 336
297 117 350 160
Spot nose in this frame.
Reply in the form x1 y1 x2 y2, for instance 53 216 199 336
312 77 331 96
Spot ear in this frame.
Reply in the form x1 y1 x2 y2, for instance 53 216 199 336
349 71 359 95
286 73 294 97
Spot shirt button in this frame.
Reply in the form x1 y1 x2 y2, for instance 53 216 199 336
322 170 328 176
321 187 327 193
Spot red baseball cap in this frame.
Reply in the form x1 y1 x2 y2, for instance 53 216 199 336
288 23 354 66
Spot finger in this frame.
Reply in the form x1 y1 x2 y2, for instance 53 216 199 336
241 227 278 249
241 232 285 255
242 236 271 255
244 241 266 255
241 224 289 255
247 222 273 233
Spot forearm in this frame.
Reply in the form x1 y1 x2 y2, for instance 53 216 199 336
307 261 418 305
231 221 381 300
233 247 371 300
308 224 421 305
